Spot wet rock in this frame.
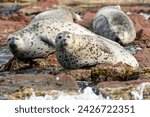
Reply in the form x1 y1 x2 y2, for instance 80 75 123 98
0 73 79 99
0 57 35 72
0 53 61 72
97 80 150 100
0 47 13 65
0 56 92 81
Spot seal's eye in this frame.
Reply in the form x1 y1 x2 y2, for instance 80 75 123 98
8 38 11 41
67 35 70 38
58 36 62 39
8 37 19 41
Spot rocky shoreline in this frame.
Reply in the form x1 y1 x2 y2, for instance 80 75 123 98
0 0 150 100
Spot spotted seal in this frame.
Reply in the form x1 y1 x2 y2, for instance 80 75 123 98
93 6 136 44
7 19 96 59
55 31 139 69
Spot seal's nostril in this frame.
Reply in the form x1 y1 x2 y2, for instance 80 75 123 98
15 38 19 40
9 41 15 46
67 35 70 38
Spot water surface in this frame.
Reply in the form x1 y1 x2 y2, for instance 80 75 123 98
0 46 13 65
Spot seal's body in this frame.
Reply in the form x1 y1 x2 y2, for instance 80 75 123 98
7 8 91 59
7 19 95 59
93 6 136 44
55 31 139 69
30 8 81 24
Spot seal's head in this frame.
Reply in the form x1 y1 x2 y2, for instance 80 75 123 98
93 5 136 45
7 31 55 59
55 31 74 50
55 31 99 69
7 34 25 58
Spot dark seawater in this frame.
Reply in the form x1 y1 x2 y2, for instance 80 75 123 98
0 46 13 65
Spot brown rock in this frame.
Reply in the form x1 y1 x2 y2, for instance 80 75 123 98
76 11 95 31
134 48 150 67
0 53 61 72
0 13 32 46
128 14 150 68
63 69 91 81
97 80 150 100
0 0 37 3
139 73 150 79
122 5 150 14
129 14 150 39
146 41 150 48
0 73 79 99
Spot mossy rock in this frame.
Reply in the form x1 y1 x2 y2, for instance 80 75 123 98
0 54 60 72
97 82 150 100
91 64 141 84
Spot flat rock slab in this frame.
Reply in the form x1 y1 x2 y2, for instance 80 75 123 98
97 79 150 100
0 74 79 99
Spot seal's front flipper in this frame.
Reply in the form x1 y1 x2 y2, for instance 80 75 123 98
40 35 55 48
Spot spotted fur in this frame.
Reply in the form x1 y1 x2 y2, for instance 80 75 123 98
93 6 136 44
7 19 96 59
7 7 94 59
55 31 139 69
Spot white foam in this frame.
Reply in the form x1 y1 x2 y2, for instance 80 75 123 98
26 87 107 100
57 87 106 100
28 93 54 100
131 82 150 100
26 83 150 100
